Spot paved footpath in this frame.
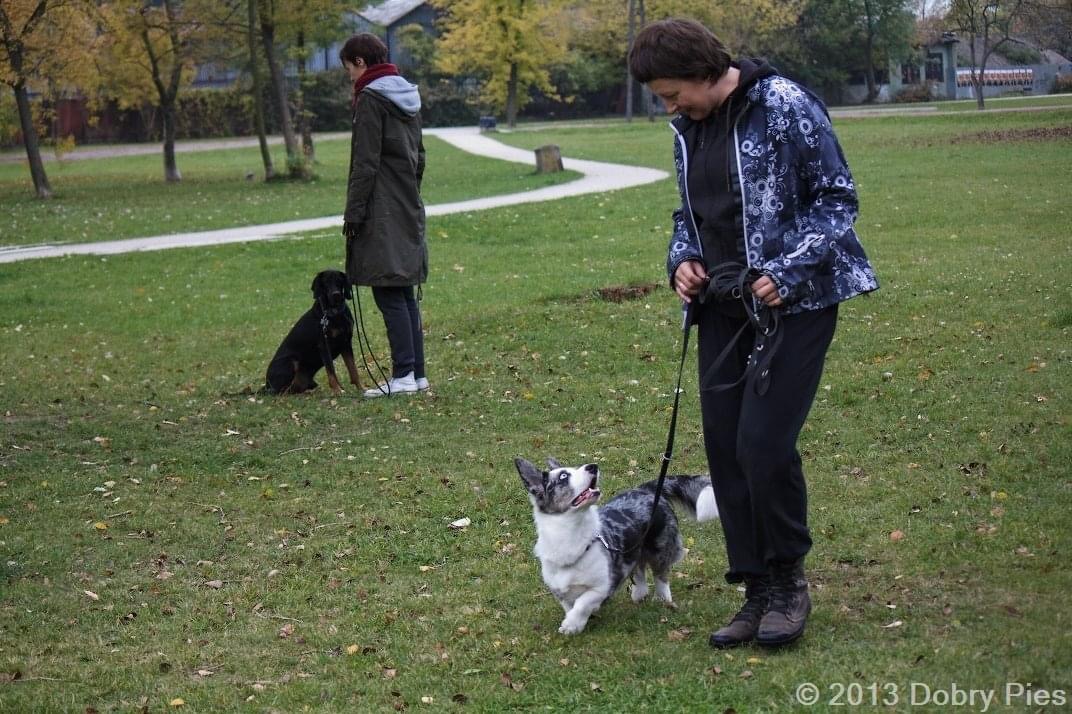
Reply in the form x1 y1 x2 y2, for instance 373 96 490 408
0 127 667 264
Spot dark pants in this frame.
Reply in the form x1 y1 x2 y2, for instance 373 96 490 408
372 286 425 380
697 302 838 583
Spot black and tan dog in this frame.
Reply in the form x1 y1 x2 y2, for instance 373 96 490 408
265 270 363 395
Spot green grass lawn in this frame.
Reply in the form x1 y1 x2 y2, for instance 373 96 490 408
0 107 1069 711
0 135 577 248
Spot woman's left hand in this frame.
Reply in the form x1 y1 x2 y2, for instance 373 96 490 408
751 275 783 307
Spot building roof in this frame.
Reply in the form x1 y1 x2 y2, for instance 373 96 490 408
359 0 427 27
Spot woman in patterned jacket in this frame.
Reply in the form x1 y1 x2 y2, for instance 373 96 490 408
629 18 878 649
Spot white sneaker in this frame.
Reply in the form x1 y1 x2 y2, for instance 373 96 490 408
416 377 430 391
363 372 419 398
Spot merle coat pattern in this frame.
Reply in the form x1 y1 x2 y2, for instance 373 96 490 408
515 457 720 635
265 270 363 395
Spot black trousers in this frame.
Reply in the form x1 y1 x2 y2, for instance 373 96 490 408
696 302 838 583
371 286 425 380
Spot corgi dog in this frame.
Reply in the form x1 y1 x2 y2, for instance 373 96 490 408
515 457 719 635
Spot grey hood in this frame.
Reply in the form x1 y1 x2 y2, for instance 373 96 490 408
365 76 422 116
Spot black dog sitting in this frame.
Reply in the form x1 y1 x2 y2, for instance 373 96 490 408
265 270 363 395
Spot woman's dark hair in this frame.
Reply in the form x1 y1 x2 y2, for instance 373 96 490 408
339 33 388 67
628 18 731 84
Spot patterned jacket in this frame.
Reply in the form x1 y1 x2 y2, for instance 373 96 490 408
668 74 878 314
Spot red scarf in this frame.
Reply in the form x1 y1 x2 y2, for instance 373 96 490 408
352 63 399 107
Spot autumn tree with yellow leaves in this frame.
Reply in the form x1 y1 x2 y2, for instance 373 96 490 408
95 0 237 182
0 0 97 198
433 0 569 127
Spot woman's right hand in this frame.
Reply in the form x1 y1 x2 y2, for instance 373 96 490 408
673 260 707 303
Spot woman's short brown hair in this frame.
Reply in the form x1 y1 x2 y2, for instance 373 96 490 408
339 33 388 67
628 18 731 84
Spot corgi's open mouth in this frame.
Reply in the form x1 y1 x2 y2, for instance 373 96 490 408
571 478 600 508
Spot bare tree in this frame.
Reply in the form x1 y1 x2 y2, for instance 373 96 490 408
948 0 1028 108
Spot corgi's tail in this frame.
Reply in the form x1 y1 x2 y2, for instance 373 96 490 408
659 475 720 523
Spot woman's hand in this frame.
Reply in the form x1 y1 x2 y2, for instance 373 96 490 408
673 260 707 303
750 275 783 307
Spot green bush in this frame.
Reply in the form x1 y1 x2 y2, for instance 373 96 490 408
175 86 260 139
1051 73 1072 94
894 82 934 103
1000 42 1042 65
302 67 352 132
0 92 20 147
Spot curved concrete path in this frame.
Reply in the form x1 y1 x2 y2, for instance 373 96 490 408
0 127 667 264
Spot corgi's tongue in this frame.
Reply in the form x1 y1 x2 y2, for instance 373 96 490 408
571 486 600 507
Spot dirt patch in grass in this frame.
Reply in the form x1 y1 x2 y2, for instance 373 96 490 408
596 282 661 302
948 126 1072 144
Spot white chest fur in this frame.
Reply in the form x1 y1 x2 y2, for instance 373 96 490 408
532 509 612 597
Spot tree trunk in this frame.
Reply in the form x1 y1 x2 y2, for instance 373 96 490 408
865 38 878 102
161 100 181 182
863 0 877 103
625 0 635 122
969 36 986 109
506 61 519 128
259 3 304 177
640 0 654 121
13 83 52 199
296 30 315 164
247 0 274 179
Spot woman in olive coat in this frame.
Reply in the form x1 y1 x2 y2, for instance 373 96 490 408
340 33 428 396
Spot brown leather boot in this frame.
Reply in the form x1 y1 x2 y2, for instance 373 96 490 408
709 575 770 649
756 559 811 647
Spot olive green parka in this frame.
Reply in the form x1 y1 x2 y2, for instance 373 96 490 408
344 78 427 287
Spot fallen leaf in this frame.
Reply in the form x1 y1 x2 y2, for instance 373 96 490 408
421 696 434 704
449 517 471 529
93 522 108 531
83 590 100 601
204 580 223 589
346 645 360 655
746 657 763 666
278 623 294 639
882 620 904 628
667 627 692 641
196 669 213 677
890 529 905 542
169 699 184 708
383 668 397 679
739 670 754 679
589 682 603 692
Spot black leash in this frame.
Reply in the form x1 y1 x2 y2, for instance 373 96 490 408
698 263 782 397
611 298 695 556
349 287 393 395
616 264 782 555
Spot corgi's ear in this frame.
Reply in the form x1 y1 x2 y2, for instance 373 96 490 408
546 457 562 470
515 458 546 498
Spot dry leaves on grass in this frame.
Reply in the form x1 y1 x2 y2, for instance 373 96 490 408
667 627 692 641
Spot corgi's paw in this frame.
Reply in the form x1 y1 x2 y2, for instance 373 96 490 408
654 580 673 604
630 581 649 602
558 618 587 635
